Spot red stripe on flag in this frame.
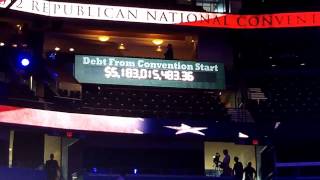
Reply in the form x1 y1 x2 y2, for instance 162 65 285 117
0 105 22 113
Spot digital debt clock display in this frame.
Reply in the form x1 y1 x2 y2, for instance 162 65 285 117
74 55 225 90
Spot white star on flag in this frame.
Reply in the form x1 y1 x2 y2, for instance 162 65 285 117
164 123 208 136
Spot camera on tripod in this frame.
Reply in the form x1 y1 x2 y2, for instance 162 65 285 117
213 153 221 168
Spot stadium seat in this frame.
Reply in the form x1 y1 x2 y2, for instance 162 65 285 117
80 86 229 121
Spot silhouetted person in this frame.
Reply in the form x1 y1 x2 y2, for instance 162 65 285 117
45 154 59 180
244 162 257 180
164 44 174 59
220 149 231 176
233 157 244 180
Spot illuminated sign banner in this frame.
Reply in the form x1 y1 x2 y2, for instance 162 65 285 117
1 0 320 29
0 105 235 138
74 55 225 90
0 105 144 134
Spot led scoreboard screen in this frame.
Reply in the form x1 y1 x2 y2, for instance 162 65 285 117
74 55 225 89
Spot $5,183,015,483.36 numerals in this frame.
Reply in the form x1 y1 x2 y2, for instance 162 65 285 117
104 66 195 82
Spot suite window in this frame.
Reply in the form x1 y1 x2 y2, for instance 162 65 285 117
196 0 227 13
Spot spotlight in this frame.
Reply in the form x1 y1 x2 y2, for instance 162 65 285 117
16 24 22 31
238 132 249 139
21 58 30 67
118 43 126 50
12 44 18 48
156 46 162 52
152 39 163 45
274 122 281 129
98 36 110 42
54 47 60 51
69 48 75 52
0 42 5 46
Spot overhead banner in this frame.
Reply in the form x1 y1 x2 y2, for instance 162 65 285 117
1 0 320 29
0 105 234 139
74 55 225 90
0 105 145 134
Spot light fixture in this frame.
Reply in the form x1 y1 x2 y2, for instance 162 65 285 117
54 47 60 51
300 63 305 66
118 43 125 50
16 24 22 31
271 64 276 67
274 122 281 129
156 46 162 52
12 44 18 48
191 39 195 43
0 42 4 46
239 132 249 139
22 44 28 48
69 48 75 52
98 36 110 42
21 58 30 67
268 56 273 60
152 39 163 45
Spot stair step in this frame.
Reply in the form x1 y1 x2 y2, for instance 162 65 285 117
227 109 255 123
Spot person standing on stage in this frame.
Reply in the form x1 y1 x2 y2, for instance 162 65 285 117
244 162 257 180
233 156 244 180
220 149 232 176
164 44 174 59
45 153 60 180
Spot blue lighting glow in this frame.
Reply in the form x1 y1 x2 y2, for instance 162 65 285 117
21 58 30 67
48 52 57 61
134 168 138 174
92 167 97 173
53 72 59 78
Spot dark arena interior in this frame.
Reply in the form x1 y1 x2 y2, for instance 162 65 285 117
1 0 320 180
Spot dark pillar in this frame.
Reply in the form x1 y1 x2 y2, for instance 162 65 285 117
0 128 10 167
